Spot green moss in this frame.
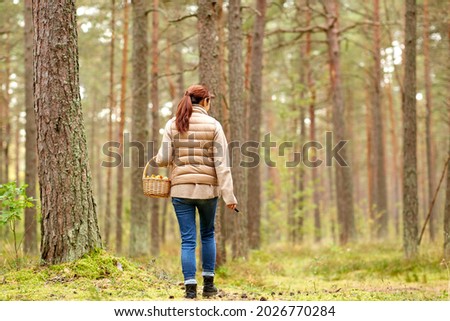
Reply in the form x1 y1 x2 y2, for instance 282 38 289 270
0 249 182 301
1 243 448 301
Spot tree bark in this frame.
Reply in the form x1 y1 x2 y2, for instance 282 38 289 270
402 0 418 259
296 104 305 243
24 0 37 254
150 0 160 257
423 0 436 242
444 128 450 259
386 82 401 237
324 0 356 244
215 0 227 266
2 33 11 184
105 0 116 248
33 0 102 264
305 1 321 243
371 0 388 238
130 0 150 256
115 0 130 254
228 0 248 259
443 26 450 259
198 0 220 120
247 0 266 249
365 87 374 226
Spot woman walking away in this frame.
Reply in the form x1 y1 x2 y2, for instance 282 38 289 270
155 84 237 299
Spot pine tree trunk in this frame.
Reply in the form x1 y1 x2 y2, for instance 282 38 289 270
444 129 450 258
33 0 102 264
247 0 266 249
228 0 248 259
0 72 3 184
371 0 388 238
324 0 355 244
386 83 401 237
443 27 450 259
150 0 160 257
365 88 374 228
3 33 11 184
129 0 150 257
14 123 20 183
215 0 227 266
24 0 37 254
305 2 321 242
198 0 220 119
423 0 436 242
402 0 418 259
105 0 116 248
297 106 305 243
115 0 129 254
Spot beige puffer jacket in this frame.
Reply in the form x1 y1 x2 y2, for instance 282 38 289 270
156 105 237 205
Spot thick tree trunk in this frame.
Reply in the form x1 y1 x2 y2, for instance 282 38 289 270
247 0 266 250
324 0 355 244
228 0 248 259
24 0 37 254
423 0 436 242
129 0 150 256
33 0 102 264
371 0 388 238
105 0 116 248
198 0 220 120
150 0 160 257
115 0 129 254
402 0 418 259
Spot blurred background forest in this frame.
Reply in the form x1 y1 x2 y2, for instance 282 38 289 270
0 0 449 267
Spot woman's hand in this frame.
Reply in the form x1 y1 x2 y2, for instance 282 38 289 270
226 204 237 211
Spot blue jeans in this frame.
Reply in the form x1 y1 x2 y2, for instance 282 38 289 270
171 197 218 284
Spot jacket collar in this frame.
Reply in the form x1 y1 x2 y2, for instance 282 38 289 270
192 105 209 115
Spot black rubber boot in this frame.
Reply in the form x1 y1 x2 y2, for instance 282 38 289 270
185 284 197 299
202 276 218 297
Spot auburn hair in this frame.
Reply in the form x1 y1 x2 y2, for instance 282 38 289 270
175 84 211 133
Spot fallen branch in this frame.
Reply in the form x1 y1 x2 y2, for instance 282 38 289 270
418 155 450 246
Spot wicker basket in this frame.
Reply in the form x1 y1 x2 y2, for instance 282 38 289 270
142 157 171 198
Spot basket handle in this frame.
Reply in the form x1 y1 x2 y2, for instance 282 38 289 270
142 156 158 179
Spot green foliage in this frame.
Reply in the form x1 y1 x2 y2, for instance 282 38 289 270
0 182 35 227
0 182 37 267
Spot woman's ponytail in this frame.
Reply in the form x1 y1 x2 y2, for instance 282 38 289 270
175 92 193 133
175 85 211 133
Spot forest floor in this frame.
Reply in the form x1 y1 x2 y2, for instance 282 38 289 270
0 242 448 301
